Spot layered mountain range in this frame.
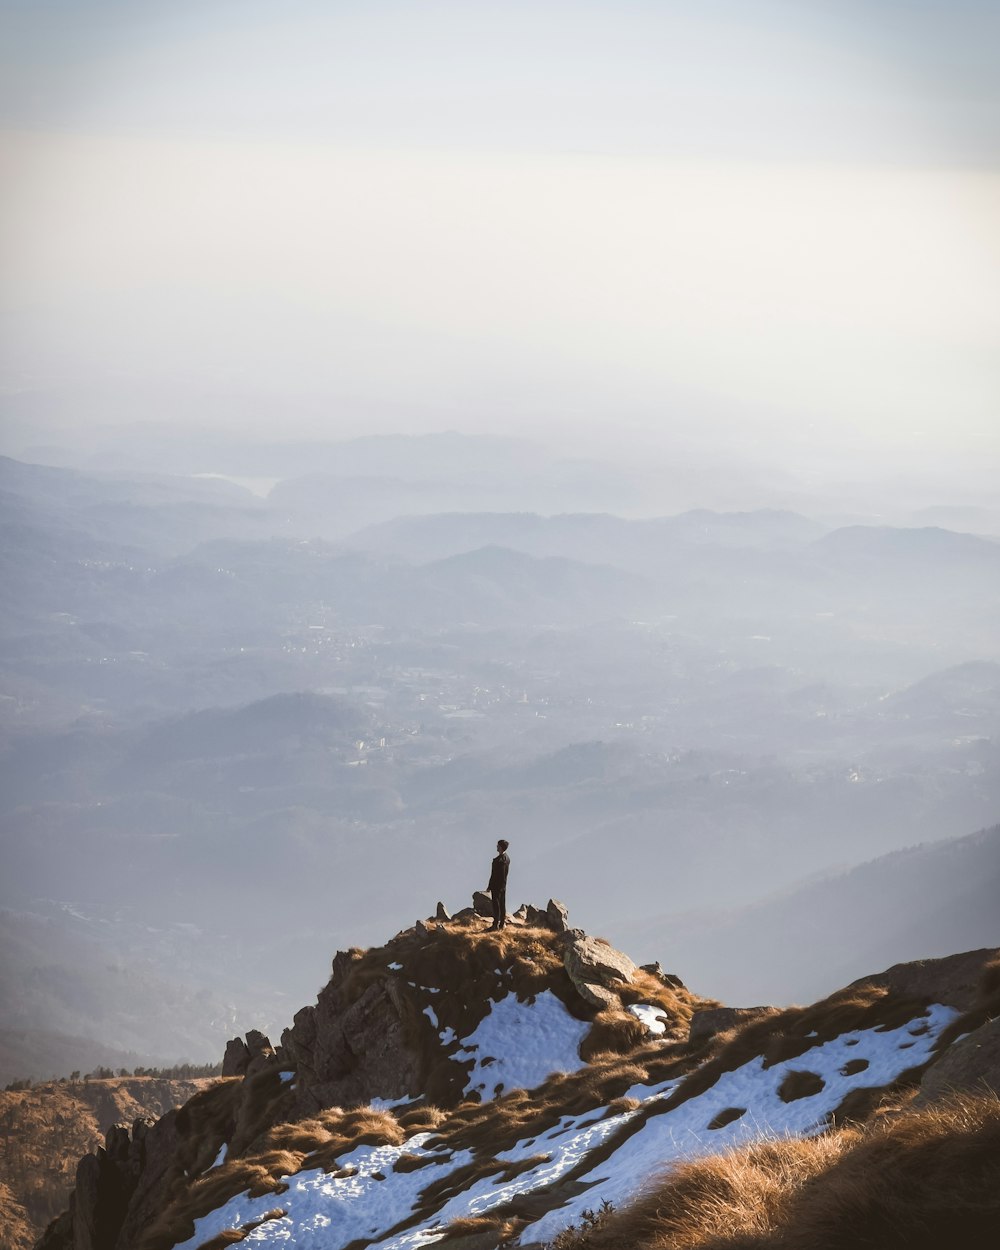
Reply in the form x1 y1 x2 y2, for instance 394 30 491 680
2 440 999 1084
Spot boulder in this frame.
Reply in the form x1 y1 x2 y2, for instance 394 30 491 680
546 899 570 932
915 1017 1000 1108
523 904 549 928
436 901 452 922
472 891 494 918
513 903 529 920
415 919 430 937
689 1006 780 1048
564 935 636 1002
576 983 620 1011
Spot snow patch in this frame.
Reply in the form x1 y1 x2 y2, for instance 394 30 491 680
452 990 590 1100
629 1003 668 1035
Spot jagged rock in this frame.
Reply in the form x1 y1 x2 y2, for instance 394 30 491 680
331 948 361 984
45 1119 150 1250
524 904 549 928
546 899 570 932
640 962 686 989
245 1029 273 1058
472 891 494 918
513 903 529 920
689 1006 780 1048
222 1037 251 1077
564 935 636 1002
415 919 430 936
283 972 420 1113
436 901 452 921
915 1017 1000 1107
115 1113 180 1250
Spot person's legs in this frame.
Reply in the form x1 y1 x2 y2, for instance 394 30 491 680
495 889 506 929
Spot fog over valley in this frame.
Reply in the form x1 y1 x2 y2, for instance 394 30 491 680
1 434 997 1080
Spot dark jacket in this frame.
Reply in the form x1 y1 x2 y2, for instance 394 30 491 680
488 852 510 893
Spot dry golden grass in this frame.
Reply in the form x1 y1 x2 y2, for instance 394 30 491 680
558 1093 1000 1250
0 1077 218 1250
579 1011 649 1064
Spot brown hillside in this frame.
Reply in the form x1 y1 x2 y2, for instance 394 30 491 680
554 1093 1000 1250
0 1078 214 1250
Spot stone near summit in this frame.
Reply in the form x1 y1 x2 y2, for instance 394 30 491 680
472 890 494 918
546 899 570 932
640 961 685 989
563 934 636 1006
436 901 452 921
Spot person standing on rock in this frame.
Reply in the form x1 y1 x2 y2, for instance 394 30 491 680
487 839 510 930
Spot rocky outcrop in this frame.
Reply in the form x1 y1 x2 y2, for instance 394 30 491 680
472 891 494 918
222 1030 275 1078
564 934 636 1008
222 1037 251 1077
36 1117 159 1250
281 952 421 1113
849 949 996 1013
546 899 570 933
689 1006 781 1048
916 1017 1000 1107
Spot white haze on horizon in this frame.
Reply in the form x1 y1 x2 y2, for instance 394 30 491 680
0 0 998 500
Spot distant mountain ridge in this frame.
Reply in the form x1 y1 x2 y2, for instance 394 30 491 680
617 823 1000 1004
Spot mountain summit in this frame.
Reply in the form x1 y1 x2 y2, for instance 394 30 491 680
36 904 1000 1250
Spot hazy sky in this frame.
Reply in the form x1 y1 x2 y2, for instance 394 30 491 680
1 1 998 485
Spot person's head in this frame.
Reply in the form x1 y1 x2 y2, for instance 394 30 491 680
497 839 509 853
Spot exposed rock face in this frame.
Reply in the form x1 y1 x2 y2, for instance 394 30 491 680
436 902 452 922
916 1017 1000 1107
223 1030 275 1078
564 935 636 1008
282 953 422 1112
546 899 570 933
37 1118 159 1250
245 1029 273 1059
849 949 996 1013
472 891 494 918
689 1006 781 1048
222 1037 251 1077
